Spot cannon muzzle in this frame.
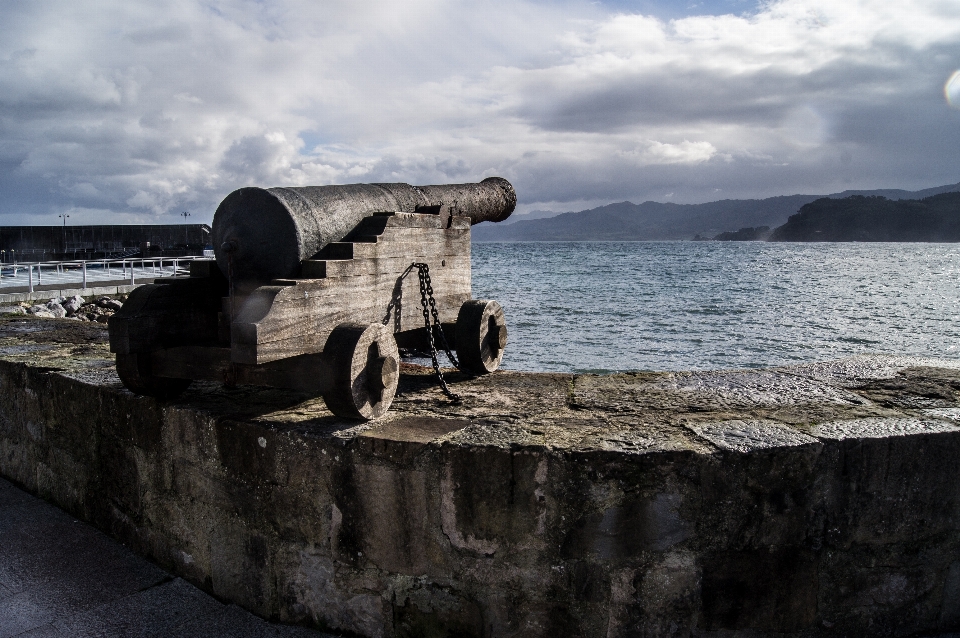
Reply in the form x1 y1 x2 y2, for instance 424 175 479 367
213 177 515 285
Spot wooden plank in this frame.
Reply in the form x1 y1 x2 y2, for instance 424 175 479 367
238 351 332 391
151 345 231 381
231 290 468 364
237 256 468 308
301 254 470 280
342 240 469 269
385 213 447 229
228 220 474 364
347 212 461 235
366 226 469 242
448 215 470 230
313 243 353 259
312 228 468 261
348 226 467 242
152 346 332 392
109 280 223 354
309 222 468 261
265 267 469 307
231 291 469 364
233 286 290 324
349 236 469 259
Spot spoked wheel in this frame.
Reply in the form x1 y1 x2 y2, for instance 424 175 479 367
322 323 400 420
455 300 507 374
115 352 192 399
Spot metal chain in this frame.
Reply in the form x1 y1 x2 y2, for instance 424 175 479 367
413 262 461 401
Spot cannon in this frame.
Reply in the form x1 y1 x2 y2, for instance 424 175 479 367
108 177 515 419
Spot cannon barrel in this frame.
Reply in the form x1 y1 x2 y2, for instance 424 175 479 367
213 177 515 284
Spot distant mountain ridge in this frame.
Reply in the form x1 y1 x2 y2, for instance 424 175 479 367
473 182 960 242
500 209 565 225
770 192 960 242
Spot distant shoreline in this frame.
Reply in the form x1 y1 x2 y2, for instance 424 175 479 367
474 182 960 242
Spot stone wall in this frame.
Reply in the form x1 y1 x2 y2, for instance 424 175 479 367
2 316 960 636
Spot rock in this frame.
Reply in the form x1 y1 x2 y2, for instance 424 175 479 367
62 295 85 315
45 302 67 319
28 305 46 314
85 312 99 321
32 309 55 318
94 315 109 323
0 306 26 316
48 296 65 305
97 297 122 311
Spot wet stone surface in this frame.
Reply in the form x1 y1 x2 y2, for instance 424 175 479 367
3 315 960 637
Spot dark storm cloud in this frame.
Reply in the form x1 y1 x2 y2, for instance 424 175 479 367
517 57 916 133
517 69 790 132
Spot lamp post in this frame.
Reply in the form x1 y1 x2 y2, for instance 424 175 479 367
58 214 70 255
180 211 190 247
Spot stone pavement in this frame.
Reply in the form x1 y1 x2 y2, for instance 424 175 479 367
0 478 334 638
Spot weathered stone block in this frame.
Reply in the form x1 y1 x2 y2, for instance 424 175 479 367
4 317 960 637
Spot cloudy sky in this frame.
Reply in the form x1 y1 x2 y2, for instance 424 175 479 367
2 0 960 224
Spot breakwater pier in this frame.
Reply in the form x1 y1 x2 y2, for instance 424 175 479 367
2 316 960 636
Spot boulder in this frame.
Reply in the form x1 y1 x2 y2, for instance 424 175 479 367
44 302 67 319
97 297 123 311
0 306 26 316
28 305 46 314
61 295 85 315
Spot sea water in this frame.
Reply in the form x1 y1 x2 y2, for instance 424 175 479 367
469 241 960 373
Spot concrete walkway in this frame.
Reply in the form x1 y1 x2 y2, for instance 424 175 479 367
0 478 334 638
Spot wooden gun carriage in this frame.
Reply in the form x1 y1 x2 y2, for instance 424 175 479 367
108 177 515 419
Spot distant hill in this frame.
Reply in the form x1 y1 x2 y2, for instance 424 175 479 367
473 182 960 241
769 192 960 242
826 183 960 200
500 209 565 225
474 196 817 241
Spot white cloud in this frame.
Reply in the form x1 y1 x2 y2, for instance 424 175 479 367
620 140 718 164
1 0 959 223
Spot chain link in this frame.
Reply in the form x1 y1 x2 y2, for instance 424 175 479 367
413 262 461 401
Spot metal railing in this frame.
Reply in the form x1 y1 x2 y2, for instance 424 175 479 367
0 256 208 292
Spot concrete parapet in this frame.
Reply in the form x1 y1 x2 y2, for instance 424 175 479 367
2 316 960 637
0 282 146 305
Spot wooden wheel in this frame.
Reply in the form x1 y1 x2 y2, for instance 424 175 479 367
455 300 507 374
322 323 400 420
115 352 192 399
